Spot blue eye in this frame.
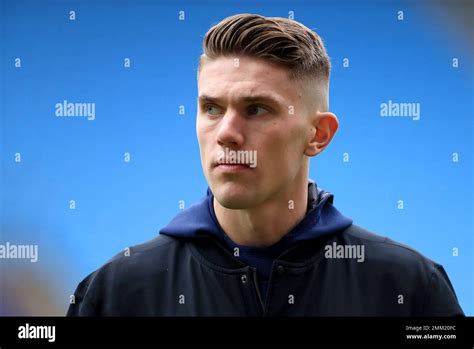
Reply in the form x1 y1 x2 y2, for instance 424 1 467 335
206 105 222 116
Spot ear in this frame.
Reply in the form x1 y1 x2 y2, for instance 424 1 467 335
304 111 339 157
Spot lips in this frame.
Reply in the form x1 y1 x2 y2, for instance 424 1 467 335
214 162 250 167
214 163 252 173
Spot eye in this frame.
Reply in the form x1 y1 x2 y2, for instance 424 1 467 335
247 105 268 116
205 104 223 116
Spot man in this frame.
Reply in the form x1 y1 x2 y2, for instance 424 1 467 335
67 14 464 316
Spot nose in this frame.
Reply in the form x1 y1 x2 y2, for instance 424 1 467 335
216 111 245 148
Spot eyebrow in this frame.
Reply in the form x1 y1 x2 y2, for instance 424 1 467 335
198 93 284 107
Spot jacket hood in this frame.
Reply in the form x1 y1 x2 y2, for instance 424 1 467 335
160 180 353 245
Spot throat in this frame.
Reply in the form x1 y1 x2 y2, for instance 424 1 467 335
213 189 308 247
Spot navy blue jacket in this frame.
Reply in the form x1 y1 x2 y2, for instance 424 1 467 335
67 182 464 316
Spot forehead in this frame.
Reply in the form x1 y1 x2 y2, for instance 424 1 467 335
198 56 303 103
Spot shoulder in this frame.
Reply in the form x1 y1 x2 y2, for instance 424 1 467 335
336 224 463 315
334 224 447 296
85 234 183 285
340 223 441 272
67 234 186 315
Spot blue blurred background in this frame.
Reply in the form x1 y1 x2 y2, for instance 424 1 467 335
1 0 473 315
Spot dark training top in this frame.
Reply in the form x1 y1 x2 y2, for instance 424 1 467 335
67 181 464 316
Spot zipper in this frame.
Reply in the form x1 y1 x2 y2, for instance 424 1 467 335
251 267 265 314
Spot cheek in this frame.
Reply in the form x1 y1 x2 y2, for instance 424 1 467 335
287 120 309 153
197 126 216 169
196 135 208 167
270 125 306 168
196 117 204 140
196 121 209 149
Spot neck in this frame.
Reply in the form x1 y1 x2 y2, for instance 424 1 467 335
213 170 309 247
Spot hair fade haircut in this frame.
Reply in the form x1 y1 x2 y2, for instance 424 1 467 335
198 13 331 83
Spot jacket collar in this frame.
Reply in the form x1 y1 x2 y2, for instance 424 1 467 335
161 180 353 270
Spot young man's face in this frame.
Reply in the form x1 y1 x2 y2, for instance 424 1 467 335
196 55 318 209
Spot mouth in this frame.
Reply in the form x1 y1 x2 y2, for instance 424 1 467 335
213 162 252 173
212 147 258 173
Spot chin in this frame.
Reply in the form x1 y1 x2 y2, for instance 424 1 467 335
213 184 259 210
216 197 252 210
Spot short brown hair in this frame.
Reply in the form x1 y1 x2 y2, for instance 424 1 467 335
198 14 331 82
